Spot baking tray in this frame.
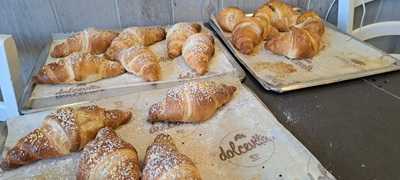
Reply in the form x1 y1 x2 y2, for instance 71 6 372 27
20 22 245 114
209 15 400 92
1 76 335 179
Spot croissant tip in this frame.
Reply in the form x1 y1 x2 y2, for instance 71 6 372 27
234 39 254 55
148 103 161 121
168 51 180 59
225 85 237 95
50 45 64 58
191 23 202 33
122 111 132 123
32 73 50 84
105 110 132 128
0 161 10 171
97 127 115 137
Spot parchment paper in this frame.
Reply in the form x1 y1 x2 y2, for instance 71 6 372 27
27 24 239 110
1 77 335 180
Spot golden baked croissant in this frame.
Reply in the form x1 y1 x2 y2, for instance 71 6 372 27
232 17 267 54
267 0 300 32
167 23 202 59
182 33 215 75
148 81 236 123
105 27 166 60
216 7 246 32
34 52 125 84
296 11 325 36
51 28 118 58
265 27 322 59
0 105 131 170
117 46 161 81
77 128 140 180
142 134 202 180
265 11 324 59
254 4 279 40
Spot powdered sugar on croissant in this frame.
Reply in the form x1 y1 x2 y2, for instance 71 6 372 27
1 105 131 170
77 128 140 180
142 134 202 180
182 33 215 75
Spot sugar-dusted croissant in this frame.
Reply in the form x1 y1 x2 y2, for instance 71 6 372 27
0 105 131 170
216 7 246 32
265 27 322 59
267 0 300 32
118 46 161 81
105 27 166 60
77 128 140 180
232 17 267 54
142 134 202 180
167 23 202 59
34 52 125 84
51 28 119 58
148 81 236 123
182 33 215 75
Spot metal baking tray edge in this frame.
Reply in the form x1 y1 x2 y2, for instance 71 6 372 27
19 22 246 114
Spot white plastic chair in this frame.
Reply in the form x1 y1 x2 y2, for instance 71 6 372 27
337 0 400 59
0 35 23 121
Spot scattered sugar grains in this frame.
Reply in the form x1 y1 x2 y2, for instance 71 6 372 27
165 81 218 103
52 107 77 131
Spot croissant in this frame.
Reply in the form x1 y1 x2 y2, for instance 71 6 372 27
267 0 300 32
142 134 202 180
117 46 161 81
77 128 140 180
148 81 236 123
182 33 215 75
105 27 166 60
216 7 246 32
231 17 267 54
0 105 131 170
51 28 118 58
34 52 125 84
265 11 324 59
254 4 279 40
167 23 202 59
295 11 325 36
265 27 322 59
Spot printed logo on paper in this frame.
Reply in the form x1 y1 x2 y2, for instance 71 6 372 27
148 122 199 138
218 128 275 167
55 85 103 99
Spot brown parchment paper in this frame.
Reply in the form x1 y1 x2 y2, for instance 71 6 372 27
2 77 335 180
